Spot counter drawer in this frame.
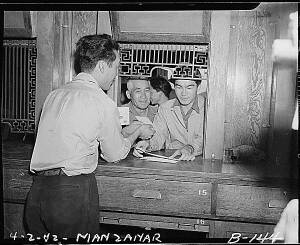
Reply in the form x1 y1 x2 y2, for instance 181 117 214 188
216 184 289 220
98 176 211 216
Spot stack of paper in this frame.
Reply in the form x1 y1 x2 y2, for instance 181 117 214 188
140 156 178 164
136 147 178 164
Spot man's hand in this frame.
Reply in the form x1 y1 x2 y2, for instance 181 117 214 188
121 122 142 137
138 124 155 140
133 140 150 158
169 144 195 161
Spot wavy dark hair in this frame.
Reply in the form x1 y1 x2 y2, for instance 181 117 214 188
73 34 119 74
149 76 172 98
169 78 201 86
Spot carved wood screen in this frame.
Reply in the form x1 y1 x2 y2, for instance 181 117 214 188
119 42 209 81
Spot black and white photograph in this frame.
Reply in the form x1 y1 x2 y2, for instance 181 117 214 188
1 2 299 244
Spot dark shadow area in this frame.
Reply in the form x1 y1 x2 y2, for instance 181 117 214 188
2 132 35 145
99 223 208 243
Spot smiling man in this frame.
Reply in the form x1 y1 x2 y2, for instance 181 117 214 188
133 78 206 161
121 78 158 138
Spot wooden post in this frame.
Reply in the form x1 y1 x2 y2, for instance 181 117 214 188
97 11 119 103
35 11 54 129
204 11 231 160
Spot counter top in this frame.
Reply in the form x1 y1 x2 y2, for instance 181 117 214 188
97 150 296 186
2 141 296 186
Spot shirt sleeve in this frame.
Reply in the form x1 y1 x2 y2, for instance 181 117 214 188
190 96 205 156
97 101 131 162
149 107 169 151
273 199 298 243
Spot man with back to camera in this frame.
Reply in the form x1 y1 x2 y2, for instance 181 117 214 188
24 34 154 238
121 77 158 137
149 76 172 106
133 78 205 161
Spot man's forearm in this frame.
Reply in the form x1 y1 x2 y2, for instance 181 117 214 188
124 126 142 146
121 124 141 138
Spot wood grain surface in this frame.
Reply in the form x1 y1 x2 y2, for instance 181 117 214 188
224 11 275 154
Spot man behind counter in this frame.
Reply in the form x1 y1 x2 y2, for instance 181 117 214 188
121 78 158 138
133 78 205 161
25 34 154 238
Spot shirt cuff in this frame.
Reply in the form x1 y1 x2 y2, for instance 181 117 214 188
185 144 195 154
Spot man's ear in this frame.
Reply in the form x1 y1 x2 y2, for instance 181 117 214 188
126 90 131 99
158 91 164 98
97 60 105 73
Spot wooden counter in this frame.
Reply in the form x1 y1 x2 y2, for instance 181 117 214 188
3 143 298 239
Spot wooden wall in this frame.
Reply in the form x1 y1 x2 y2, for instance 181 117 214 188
223 3 297 165
224 10 275 154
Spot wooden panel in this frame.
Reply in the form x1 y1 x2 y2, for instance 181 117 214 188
70 11 98 78
53 11 72 89
97 11 112 35
4 11 32 38
35 11 54 128
213 220 275 240
204 11 231 159
4 203 26 238
111 11 210 43
98 176 212 216
118 11 204 34
224 11 275 154
217 184 289 221
96 11 118 102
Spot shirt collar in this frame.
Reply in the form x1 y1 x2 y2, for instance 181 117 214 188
72 72 100 88
172 96 200 113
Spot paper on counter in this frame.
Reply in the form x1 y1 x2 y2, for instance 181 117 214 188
135 116 153 125
140 156 178 164
118 107 129 125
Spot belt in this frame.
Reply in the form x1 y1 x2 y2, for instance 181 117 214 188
36 168 66 176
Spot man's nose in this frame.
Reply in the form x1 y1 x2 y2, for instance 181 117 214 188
140 91 147 98
181 88 187 96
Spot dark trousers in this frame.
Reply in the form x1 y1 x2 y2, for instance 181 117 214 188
24 173 99 238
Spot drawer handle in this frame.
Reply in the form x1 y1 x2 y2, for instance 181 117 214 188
132 189 162 199
101 217 119 224
178 224 209 233
268 200 286 208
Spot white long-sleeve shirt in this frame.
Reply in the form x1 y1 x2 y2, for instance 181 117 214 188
30 72 131 176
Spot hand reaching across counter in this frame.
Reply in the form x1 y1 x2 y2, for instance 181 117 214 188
133 140 150 158
169 144 195 161
138 124 155 140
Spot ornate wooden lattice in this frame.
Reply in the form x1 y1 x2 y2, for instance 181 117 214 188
119 42 209 80
1 39 37 133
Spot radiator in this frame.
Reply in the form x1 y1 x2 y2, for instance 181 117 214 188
1 39 37 134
